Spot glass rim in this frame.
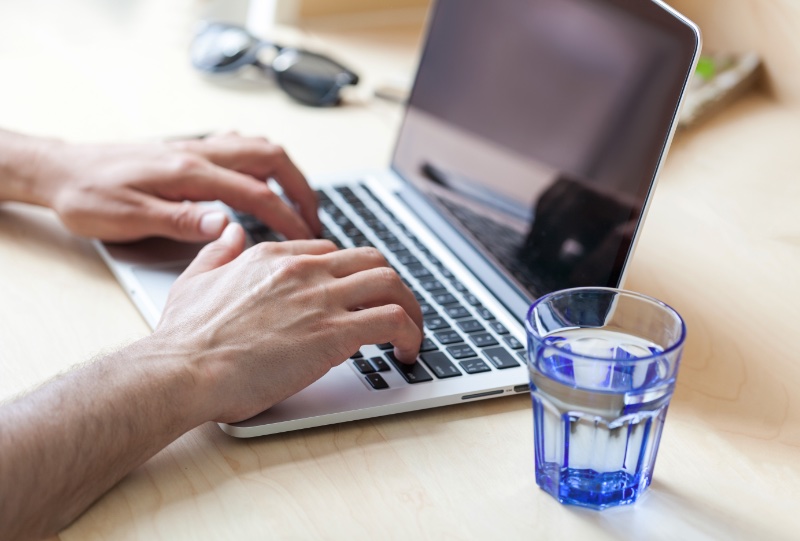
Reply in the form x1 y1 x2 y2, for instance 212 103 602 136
525 286 687 362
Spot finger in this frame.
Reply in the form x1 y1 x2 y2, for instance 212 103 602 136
181 223 247 279
265 153 322 237
332 266 424 333
345 305 423 363
131 197 231 242
174 137 322 235
252 239 338 257
188 163 315 240
319 247 390 278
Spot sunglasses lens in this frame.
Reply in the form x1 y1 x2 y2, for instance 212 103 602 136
190 24 257 72
273 50 358 106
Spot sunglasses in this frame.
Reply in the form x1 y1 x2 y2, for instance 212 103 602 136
190 22 359 107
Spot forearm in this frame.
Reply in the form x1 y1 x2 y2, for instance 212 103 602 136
0 335 208 541
0 128 61 206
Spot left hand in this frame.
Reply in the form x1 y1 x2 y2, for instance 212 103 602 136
31 132 322 242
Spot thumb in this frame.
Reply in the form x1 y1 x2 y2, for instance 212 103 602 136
181 222 247 279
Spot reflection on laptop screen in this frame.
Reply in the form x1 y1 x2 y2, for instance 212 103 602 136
392 0 697 299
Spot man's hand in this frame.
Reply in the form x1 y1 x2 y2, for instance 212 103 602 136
1 130 322 242
0 222 422 540
156 223 423 423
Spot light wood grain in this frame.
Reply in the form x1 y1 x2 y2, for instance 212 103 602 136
1 1 799 540
668 0 800 106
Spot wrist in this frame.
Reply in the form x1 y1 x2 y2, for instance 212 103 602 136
129 333 218 429
0 129 65 207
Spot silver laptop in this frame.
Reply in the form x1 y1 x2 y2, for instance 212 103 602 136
95 0 700 437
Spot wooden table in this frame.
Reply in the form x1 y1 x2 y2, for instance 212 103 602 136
1 1 798 539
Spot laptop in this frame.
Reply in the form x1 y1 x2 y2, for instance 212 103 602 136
95 0 700 437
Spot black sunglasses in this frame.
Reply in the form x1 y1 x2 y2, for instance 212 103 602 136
190 22 359 107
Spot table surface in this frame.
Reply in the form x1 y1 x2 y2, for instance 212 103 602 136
1 2 799 540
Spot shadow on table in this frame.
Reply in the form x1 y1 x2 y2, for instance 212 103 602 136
565 478 784 541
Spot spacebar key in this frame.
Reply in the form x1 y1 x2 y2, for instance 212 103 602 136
385 352 433 383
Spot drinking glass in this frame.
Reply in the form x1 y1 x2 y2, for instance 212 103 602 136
525 287 686 510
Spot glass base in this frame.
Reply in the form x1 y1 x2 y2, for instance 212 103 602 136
536 462 651 510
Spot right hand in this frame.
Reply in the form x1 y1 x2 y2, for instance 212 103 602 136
155 223 423 424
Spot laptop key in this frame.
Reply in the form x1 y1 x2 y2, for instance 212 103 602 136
419 302 438 316
386 352 434 383
439 267 455 279
350 350 364 359
351 236 374 248
489 321 509 335
477 307 496 320
420 338 439 352
482 347 520 370
376 342 394 350
431 292 459 306
424 316 450 330
434 330 463 345
370 356 391 372
459 358 492 374
334 186 355 197
445 305 471 319
375 230 398 242
384 241 407 253
450 280 467 293
395 252 421 267
354 359 375 374
334 215 353 227
406 265 432 279
419 279 446 292
365 373 389 389
464 294 481 306
457 319 485 333
341 225 362 238
446 344 478 359
469 333 499 348
504 336 524 350
420 351 462 378
365 219 387 232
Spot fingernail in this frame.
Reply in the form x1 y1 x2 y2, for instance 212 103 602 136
199 211 227 237
220 222 239 244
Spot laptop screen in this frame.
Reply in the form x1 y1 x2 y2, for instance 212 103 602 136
392 0 698 300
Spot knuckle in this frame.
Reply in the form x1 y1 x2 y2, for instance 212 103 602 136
249 241 278 259
167 153 205 176
253 185 278 204
51 191 79 217
374 266 400 287
169 202 197 232
359 247 387 266
383 304 408 326
277 254 314 277
261 142 288 161
318 239 337 252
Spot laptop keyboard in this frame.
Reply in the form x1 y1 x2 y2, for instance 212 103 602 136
236 183 525 391
436 197 549 299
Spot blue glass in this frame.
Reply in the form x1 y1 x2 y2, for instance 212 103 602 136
526 288 685 510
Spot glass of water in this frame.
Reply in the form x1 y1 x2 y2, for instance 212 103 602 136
525 287 686 510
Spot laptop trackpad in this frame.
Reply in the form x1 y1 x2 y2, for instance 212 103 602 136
131 262 189 314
